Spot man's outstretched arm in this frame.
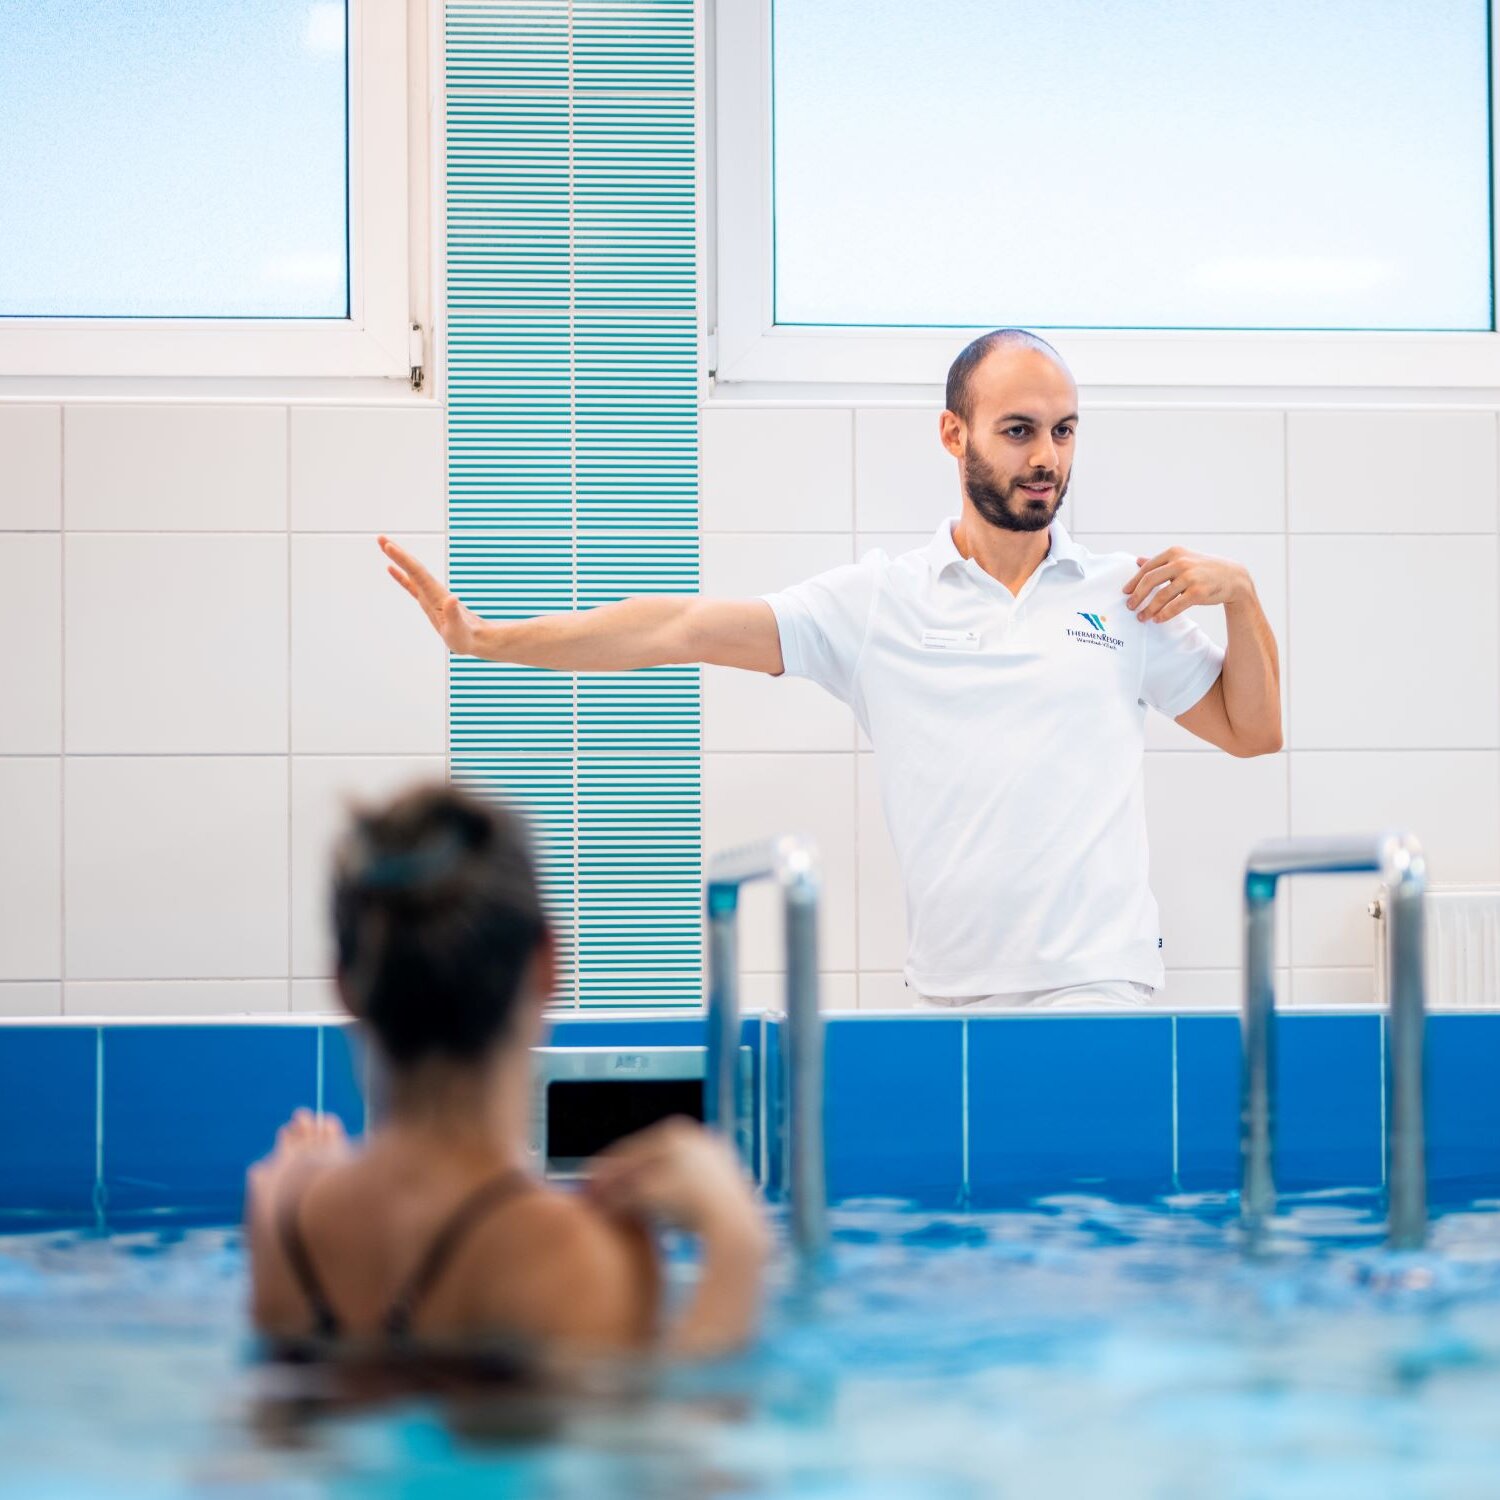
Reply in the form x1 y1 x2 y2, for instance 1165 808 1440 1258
379 536 785 676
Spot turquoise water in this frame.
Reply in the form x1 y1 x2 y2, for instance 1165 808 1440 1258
5 1194 1500 1497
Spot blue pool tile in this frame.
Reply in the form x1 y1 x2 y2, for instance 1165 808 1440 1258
1425 1015 1500 1185
0 1028 97 1216
321 1024 367 1138
763 1016 783 1195
968 1017 1173 1200
103 1026 318 1217
824 1018 964 1205
1176 1015 1241 1191
1276 1015 1382 1188
541 1016 708 1049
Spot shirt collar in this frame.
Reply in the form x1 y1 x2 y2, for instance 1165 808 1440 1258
925 516 1087 579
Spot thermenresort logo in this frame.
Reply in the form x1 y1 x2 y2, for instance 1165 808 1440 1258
1067 611 1125 651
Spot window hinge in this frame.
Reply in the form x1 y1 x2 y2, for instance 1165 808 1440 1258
408 322 426 391
703 329 718 377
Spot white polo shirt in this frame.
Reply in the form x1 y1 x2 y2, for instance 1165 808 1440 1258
762 517 1225 997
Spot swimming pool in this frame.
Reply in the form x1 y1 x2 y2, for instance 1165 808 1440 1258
6 1191 1500 1497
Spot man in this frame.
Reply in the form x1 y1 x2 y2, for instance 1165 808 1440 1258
381 328 1281 1010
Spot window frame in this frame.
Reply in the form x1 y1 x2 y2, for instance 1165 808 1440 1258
0 0 416 384
710 0 1500 391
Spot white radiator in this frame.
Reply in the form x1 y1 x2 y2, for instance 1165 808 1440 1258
1371 885 1500 1009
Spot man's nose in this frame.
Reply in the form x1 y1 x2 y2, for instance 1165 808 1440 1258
1028 438 1058 473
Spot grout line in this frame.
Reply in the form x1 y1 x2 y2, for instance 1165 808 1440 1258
59 406 68 1005
960 1018 970 1203
93 1027 104 1228
1378 1011 1388 1189
1170 1015 1180 1191
286 406 293 1000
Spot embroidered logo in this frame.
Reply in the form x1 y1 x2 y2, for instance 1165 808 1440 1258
1066 610 1126 651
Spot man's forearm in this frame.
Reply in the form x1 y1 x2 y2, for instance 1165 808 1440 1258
1222 582 1282 752
471 595 694 672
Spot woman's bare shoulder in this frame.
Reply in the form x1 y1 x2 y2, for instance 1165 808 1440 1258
465 1184 662 1350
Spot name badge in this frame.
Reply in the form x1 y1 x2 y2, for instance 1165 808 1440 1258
920 628 981 653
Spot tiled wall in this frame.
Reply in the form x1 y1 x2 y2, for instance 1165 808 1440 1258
0 401 449 1018
699 402 1500 1012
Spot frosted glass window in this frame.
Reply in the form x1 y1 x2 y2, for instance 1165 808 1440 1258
1 1 348 319
772 0 1492 331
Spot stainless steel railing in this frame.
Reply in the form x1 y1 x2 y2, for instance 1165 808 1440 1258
1242 832 1428 1248
704 835 828 1259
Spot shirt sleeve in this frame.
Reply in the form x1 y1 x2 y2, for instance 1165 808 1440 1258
1140 612 1226 718
760 552 885 705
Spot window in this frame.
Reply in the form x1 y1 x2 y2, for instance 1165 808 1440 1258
0 0 418 382
713 0 1500 388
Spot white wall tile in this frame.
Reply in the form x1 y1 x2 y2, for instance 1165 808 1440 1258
1144 751 1290 969
1160 969 1291 1010
0 759 61 980
291 406 446 532
0 405 62 528
1068 409 1284 533
65 757 288 980
702 753 856 970
857 753 907 972
64 980 290 1016
701 533 855 751
1288 750 1500 967
292 533 447 753
65 404 286 530
291 755 446 976
292 976 345 1013
858 973 915 1011
854 407 958 532
1075 532 1288 751
1288 969 1376 1008
1289 411 1497 534
0 984 62 1017
65 534 287 753
700 408 853 532
737 972 857 1012
0 534 62 753
1289 535 1500 749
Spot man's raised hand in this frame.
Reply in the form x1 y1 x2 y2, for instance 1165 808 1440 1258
379 535 481 655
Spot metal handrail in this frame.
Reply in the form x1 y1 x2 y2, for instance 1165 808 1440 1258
705 835 828 1258
1242 832 1428 1248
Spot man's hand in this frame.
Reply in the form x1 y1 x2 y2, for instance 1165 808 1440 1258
1123 546 1251 623
380 535 482 655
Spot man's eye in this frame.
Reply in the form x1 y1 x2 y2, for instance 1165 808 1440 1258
1055 427 1075 440
1005 426 1028 438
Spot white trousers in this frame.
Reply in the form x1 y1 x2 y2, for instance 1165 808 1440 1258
913 979 1155 1012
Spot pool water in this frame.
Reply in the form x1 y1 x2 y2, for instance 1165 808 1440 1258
6 1194 1500 1497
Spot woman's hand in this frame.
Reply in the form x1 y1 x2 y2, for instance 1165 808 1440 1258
584 1117 766 1245
248 1108 351 1198
379 535 483 655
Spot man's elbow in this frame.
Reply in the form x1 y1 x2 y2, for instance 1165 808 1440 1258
1232 726 1283 757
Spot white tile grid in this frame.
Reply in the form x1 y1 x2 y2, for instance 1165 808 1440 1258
0 400 449 1016
9 400 1500 1015
698 403 1500 1009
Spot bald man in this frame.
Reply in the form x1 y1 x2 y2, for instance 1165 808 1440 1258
382 328 1281 1010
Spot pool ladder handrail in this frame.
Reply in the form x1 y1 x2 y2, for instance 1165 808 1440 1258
705 835 828 1259
1242 832 1427 1249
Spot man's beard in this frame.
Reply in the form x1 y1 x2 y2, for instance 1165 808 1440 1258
962 446 1069 533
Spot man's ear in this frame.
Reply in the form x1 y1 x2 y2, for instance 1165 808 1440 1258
333 970 361 1018
533 928 559 1004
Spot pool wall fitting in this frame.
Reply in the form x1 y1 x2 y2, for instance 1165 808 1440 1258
3 1010 1499 1225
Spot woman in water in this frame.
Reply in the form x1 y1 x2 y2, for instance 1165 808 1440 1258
245 782 768 1360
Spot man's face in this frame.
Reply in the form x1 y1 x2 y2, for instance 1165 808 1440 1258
948 348 1078 533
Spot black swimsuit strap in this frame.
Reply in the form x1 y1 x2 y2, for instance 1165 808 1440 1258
384 1169 535 1339
278 1173 341 1340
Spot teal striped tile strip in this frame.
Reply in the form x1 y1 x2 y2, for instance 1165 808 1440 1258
446 0 701 1009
